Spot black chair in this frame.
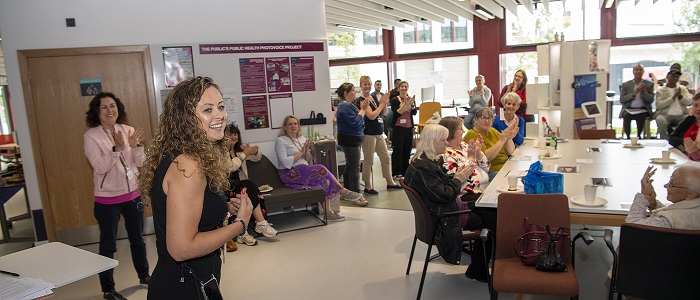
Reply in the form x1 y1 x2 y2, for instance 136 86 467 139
604 223 700 300
399 179 481 300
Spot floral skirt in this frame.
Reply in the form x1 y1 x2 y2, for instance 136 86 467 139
278 164 340 203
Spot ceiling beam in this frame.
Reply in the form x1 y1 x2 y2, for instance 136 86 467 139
472 0 505 19
325 1 406 28
541 0 550 11
398 0 460 22
325 6 405 28
425 0 474 21
326 16 380 32
492 0 518 16
520 0 535 14
333 0 424 25
327 12 392 30
368 0 447 24
454 1 490 21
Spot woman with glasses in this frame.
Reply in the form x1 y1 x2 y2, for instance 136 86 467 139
493 92 525 146
84 92 150 300
464 107 517 180
669 93 700 161
498 70 530 122
626 163 700 229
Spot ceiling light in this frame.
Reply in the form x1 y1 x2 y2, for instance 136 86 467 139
336 24 369 32
475 5 494 19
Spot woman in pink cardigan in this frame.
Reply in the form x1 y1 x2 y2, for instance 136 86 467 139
83 92 150 300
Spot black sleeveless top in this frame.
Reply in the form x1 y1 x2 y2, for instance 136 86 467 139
148 151 227 299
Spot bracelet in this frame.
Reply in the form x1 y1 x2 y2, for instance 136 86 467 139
234 218 246 236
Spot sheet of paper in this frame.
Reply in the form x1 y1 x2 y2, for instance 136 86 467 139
644 142 668 147
507 170 529 177
477 193 500 204
510 155 532 161
576 159 594 163
0 277 54 300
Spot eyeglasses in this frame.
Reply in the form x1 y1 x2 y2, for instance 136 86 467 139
665 181 688 189
478 116 494 121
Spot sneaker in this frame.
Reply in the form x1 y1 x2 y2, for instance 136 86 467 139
353 197 369 206
392 174 403 179
139 275 150 285
103 290 127 300
327 211 346 222
255 220 278 238
226 240 238 252
236 232 258 246
342 190 363 201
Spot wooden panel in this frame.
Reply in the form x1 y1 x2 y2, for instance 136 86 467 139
570 212 625 227
23 49 155 234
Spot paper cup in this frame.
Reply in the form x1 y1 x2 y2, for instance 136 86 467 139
630 137 638 145
662 150 671 160
507 175 518 190
546 146 556 157
584 185 597 204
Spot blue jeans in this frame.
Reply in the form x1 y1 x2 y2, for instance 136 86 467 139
340 145 362 193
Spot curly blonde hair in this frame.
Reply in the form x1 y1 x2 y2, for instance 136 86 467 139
139 76 231 203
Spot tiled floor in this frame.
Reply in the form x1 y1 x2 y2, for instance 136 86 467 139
1 156 617 299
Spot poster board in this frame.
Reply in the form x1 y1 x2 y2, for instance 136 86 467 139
150 41 331 143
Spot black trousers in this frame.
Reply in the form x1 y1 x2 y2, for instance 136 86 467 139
94 198 149 292
623 111 649 139
230 179 265 233
391 126 414 176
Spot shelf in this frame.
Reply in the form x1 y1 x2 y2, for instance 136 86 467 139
538 106 562 110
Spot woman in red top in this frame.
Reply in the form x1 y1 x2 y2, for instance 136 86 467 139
670 93 700 161
498 70 530 121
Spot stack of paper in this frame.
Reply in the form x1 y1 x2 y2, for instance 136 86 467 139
0 277 54 300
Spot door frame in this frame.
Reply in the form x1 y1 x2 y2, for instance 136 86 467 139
18 45 158 241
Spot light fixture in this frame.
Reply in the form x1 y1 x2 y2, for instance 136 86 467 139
475 5 494 19
336 24 369 32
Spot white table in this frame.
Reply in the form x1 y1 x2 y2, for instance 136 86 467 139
478 139 689 226
0 242 118 287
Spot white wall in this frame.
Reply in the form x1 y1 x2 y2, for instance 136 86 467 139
0 0 328 213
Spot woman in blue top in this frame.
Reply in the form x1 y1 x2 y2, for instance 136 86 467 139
336 82 370 197
492 92 525 146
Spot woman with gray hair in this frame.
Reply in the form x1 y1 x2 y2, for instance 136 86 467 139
404 124 472 265
493 92 525 146
464 75 492 129
464 107 517 180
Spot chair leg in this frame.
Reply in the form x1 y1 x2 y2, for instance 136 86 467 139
406 236 417 275
490 291 498 300
417 242 433 300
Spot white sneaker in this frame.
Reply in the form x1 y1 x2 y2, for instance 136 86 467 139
255 220 278 238
353 197 369 207
342 190 362 201
327 211 346 222
236 231 258 246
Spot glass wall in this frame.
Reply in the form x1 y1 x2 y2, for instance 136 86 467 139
394 17 474 55
506 1 600 46
616 0 698 38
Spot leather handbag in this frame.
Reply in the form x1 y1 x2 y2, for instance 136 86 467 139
515 217 569 266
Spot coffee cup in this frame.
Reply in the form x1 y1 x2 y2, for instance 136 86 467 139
630 137 638 145
546 146 556 157
662 150 671 160
507 175 518 191
584 185 597 204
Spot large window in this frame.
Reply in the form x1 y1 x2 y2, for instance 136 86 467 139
394 17 474 55
327 31 384 60
616 0 698 38
506 1 600 46
499 51 539 90
329 62 388 94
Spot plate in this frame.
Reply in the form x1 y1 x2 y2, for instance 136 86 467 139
623 143 644 148
649 158 676 164
570 195 608 207
259 186 273 192
541 153 562 159
496 185 525 194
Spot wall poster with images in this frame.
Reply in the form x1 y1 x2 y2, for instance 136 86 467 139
163 46 195 87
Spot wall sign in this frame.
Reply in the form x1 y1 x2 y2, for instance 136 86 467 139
80 78 102 96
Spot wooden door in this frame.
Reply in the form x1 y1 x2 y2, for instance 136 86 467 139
18 46 157 241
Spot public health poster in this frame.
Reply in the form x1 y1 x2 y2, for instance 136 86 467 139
242 95 269 130
239 58 266 95
291 56 315 92
265 57 291 93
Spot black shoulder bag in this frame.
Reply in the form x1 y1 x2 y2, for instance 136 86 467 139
535 225 568 272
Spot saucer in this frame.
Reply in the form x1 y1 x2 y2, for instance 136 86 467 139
497 185 525 194
541 153 562 159
259 186 274 192
649 158 676 164
570 195 607 207
623 143 644 148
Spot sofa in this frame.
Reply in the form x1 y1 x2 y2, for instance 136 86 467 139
246 154 327 230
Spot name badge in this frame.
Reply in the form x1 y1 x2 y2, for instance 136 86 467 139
400 119 407 124
126 168 135 180
377 117 383 124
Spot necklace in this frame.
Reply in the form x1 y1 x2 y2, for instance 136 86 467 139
289 135 303 152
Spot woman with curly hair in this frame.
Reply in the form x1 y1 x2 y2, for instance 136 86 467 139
83 92 150 300
275 115 367 222
139 77 252 299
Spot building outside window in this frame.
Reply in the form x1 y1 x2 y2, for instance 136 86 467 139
441 18 468 43
616 0 698 38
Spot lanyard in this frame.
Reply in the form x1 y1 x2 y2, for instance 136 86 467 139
101 125 128 171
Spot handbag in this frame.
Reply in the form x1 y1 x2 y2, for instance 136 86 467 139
535 225 568 272
515 217 569 266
